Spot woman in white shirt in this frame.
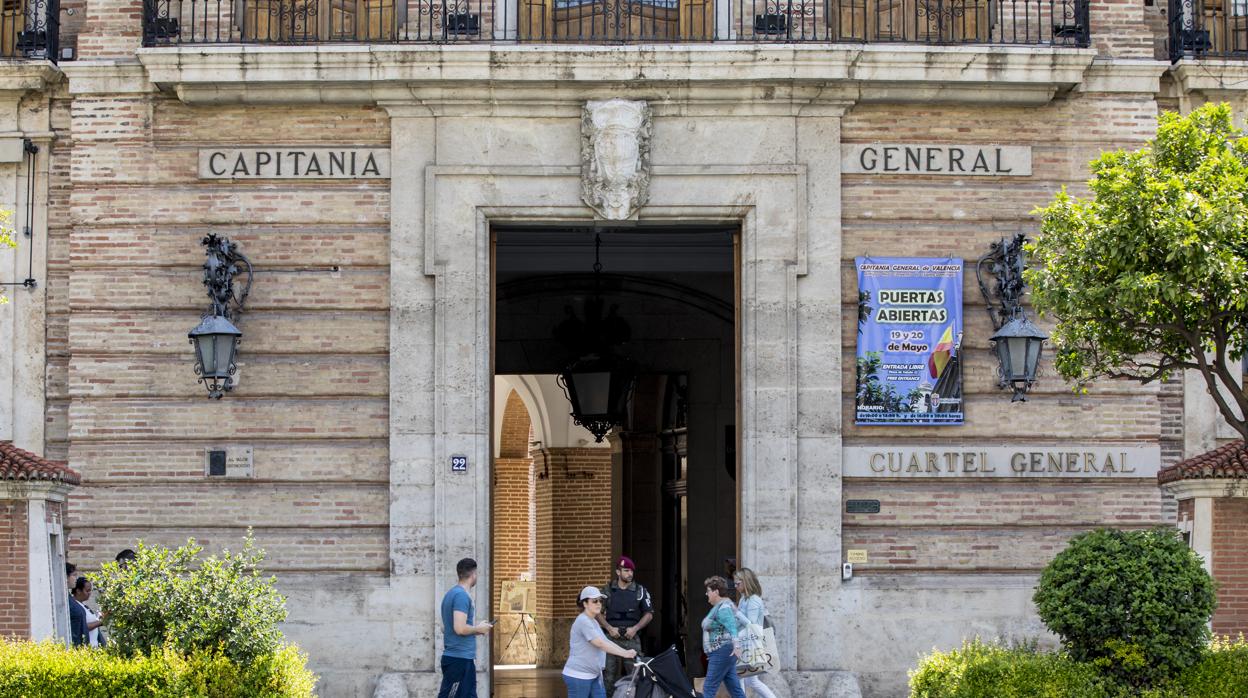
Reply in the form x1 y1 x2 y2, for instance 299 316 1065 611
71 577 106 648
564 586 638 698
734 568 777 698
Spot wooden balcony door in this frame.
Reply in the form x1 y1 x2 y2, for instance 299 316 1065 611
240 0 396 40
1201 0 1248 54
520 0 712 40
831 0 985 42
1 0 29 56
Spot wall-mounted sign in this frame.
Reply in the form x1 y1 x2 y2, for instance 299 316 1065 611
451 455 468 472
842 144 1031 176
204 445 253 478
843 445 1161 478
845 499 881 514
198 148 390 179
855 257 963 425
846 550 869 564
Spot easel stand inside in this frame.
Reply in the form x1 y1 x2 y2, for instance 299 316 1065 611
503 612 536 653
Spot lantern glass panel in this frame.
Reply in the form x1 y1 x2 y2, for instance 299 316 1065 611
993 339 1011 380
1007 336 1028 381
196 334 217 376
1025 337 1042 380
214 334 236 377
574 371 612 415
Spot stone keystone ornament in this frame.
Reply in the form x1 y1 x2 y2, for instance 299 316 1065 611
581 99 652 220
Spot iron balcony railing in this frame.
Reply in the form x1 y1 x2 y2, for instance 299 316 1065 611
1168 0 1248 61
143 0 1089 46
1 0 59 61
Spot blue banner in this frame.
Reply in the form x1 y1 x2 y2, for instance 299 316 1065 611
856 257 964 425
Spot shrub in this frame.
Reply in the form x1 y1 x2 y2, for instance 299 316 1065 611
1033 527 1215 686
0 638 316 697
92 533 288 665
1160 636 1248 698
908 639 1113 698
910 638 1248 698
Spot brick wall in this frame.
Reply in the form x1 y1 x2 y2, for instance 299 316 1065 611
0 500 29 639
533 447 613 666
1212 498 1248 636
76 0 144 59
61 96 393 574
1090 0 1156 58
841 97 1166 577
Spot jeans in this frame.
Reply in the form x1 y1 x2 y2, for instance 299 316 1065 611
701 644 746 698
563 673 607 698
437 656 477 698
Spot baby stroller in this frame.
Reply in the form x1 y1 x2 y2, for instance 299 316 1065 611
612 646 699 698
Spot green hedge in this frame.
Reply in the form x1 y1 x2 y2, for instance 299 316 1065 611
0 639 317 698
909 638 1248 698
908 640 1114 698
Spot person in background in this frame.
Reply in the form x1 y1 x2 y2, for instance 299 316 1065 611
723 557 739 602
733 568 777 698
700 576 746 698
599 555 653 693
69 576 106 647
565 586 638 698
437 557 493 698
115 549 137 568
66 562 78 591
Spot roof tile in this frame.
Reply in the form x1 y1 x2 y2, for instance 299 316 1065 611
1158 440 1248 485
0 441 80 486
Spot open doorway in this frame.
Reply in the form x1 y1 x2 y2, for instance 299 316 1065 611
490 225 738 694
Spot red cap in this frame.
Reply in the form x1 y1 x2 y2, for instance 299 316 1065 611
617 555 635 571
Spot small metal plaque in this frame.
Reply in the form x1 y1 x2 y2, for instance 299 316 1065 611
846 499 881 514
451 455 468 472
847 549 869 564
207 450 227 477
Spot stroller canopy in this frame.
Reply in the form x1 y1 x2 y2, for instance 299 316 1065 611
632 646 697 698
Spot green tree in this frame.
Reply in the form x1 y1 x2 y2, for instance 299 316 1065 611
92 533 288 665
1028 103 1248 441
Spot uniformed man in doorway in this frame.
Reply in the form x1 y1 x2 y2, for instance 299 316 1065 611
599 555 653 693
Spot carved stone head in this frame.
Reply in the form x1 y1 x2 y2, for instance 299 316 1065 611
581 99 652 220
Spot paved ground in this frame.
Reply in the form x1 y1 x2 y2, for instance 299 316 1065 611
493 667 566 698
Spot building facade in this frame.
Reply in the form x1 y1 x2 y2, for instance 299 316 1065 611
0 0 1246 695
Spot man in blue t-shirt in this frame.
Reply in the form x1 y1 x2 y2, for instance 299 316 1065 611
438 557 493 698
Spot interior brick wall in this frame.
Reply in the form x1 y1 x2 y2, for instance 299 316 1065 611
1212 498 1248 636
0 500 30 639
533 447 613 666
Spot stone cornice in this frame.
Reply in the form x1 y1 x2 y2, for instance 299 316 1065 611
0 479 73 502
1077 58 1170 95
1162 478 1248 500
135 43 1097 107
61 60 155 95
1170 60 1248 100
0 61 61 94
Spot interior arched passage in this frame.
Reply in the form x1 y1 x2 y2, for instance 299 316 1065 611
493 389 538 666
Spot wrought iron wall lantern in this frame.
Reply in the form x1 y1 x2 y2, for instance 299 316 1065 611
188 234 252 399
976 234 1048 402
554 234 637 443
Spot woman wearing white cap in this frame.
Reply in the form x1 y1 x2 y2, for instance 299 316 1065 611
564 585 639 698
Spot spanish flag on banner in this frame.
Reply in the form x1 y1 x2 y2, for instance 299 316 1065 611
928 326 955 379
